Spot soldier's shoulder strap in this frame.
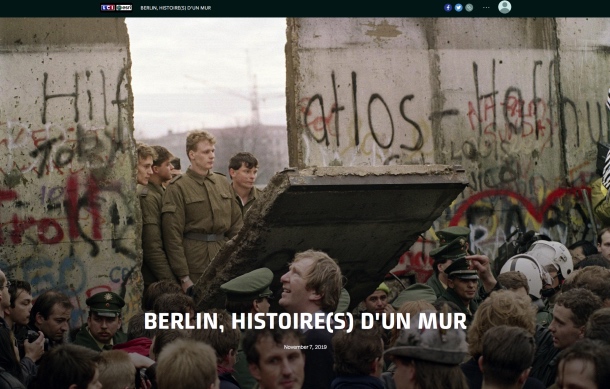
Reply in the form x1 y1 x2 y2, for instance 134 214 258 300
168 174 183 184
137 185 148 197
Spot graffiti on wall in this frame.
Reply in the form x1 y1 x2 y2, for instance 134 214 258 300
298 71 435 167
299 58 607 279
1 63 140 328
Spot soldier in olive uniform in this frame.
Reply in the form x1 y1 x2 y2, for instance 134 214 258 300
135 143 155 186
221 267 274 389
426 226 471 297
162 130 243 293
435 256 479 326
229 152 263 217
435 250 502 327
73 291 127 352
139 145 177 290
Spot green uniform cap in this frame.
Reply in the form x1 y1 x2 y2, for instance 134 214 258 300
335 288 351 314
444 257 479 280
435 226 470 245
429 226 470 259
429 236 469 260
391 283 437 309
86 292 125 317
221 267 274 303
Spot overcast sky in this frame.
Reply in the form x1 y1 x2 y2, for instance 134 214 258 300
126 18 287 139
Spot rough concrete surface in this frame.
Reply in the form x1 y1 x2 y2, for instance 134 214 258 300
194 165 468 311
0 18 141 329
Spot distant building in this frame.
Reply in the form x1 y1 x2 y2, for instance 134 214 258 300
137 124 289 186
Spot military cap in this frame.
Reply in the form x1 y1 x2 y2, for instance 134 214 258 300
429 226 470 259
86 292 125 317
436 226 470 245
391 283 437 309
220 267 274 303
384 311 468 365
335 288 351 314
444 257 478 280
429 236 469 261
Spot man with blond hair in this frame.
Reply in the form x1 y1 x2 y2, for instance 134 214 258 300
462 290 545 388
97 350 136 389
157 338 219 389
162 130 243 292
136 143 155 186
279 249 343 389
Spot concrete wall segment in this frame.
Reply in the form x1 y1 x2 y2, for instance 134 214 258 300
0 18 141 330
288 17 610 275
0 19 129 46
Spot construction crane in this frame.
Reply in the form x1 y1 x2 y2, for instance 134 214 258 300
184 74 261 127
184 51 282 128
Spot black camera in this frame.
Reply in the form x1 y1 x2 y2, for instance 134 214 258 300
18 330 49 352
26 330 40 343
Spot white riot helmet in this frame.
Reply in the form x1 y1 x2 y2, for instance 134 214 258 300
500 254 554 299
526 240 574 280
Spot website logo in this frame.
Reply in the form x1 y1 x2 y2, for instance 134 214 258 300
100 4 115 11
116 4 133 11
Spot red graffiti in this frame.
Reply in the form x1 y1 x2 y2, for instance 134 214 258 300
85 285 112 298
393 236 435 283
299 97 336 135
66 173 102 240
467 95 555 141
66 174 80 239
0 189 17 203
2 214 64 245
1 173 103 246
450 187 588 226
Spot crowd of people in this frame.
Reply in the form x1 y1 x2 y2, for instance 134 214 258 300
1 129 610 388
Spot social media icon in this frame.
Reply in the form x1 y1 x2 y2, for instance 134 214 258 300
498 0 511 14
444 3 453 11
465 3 473 11
455 3 463 12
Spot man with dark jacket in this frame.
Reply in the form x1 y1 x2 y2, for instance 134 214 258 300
331 324 384 389
426 226 471 297
279 250 343 389
222 267 274 389
28 290 73 349
73 291 127 352
243 324 305 389
435 245 501 327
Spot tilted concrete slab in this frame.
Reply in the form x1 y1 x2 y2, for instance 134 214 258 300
194 165 468 311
